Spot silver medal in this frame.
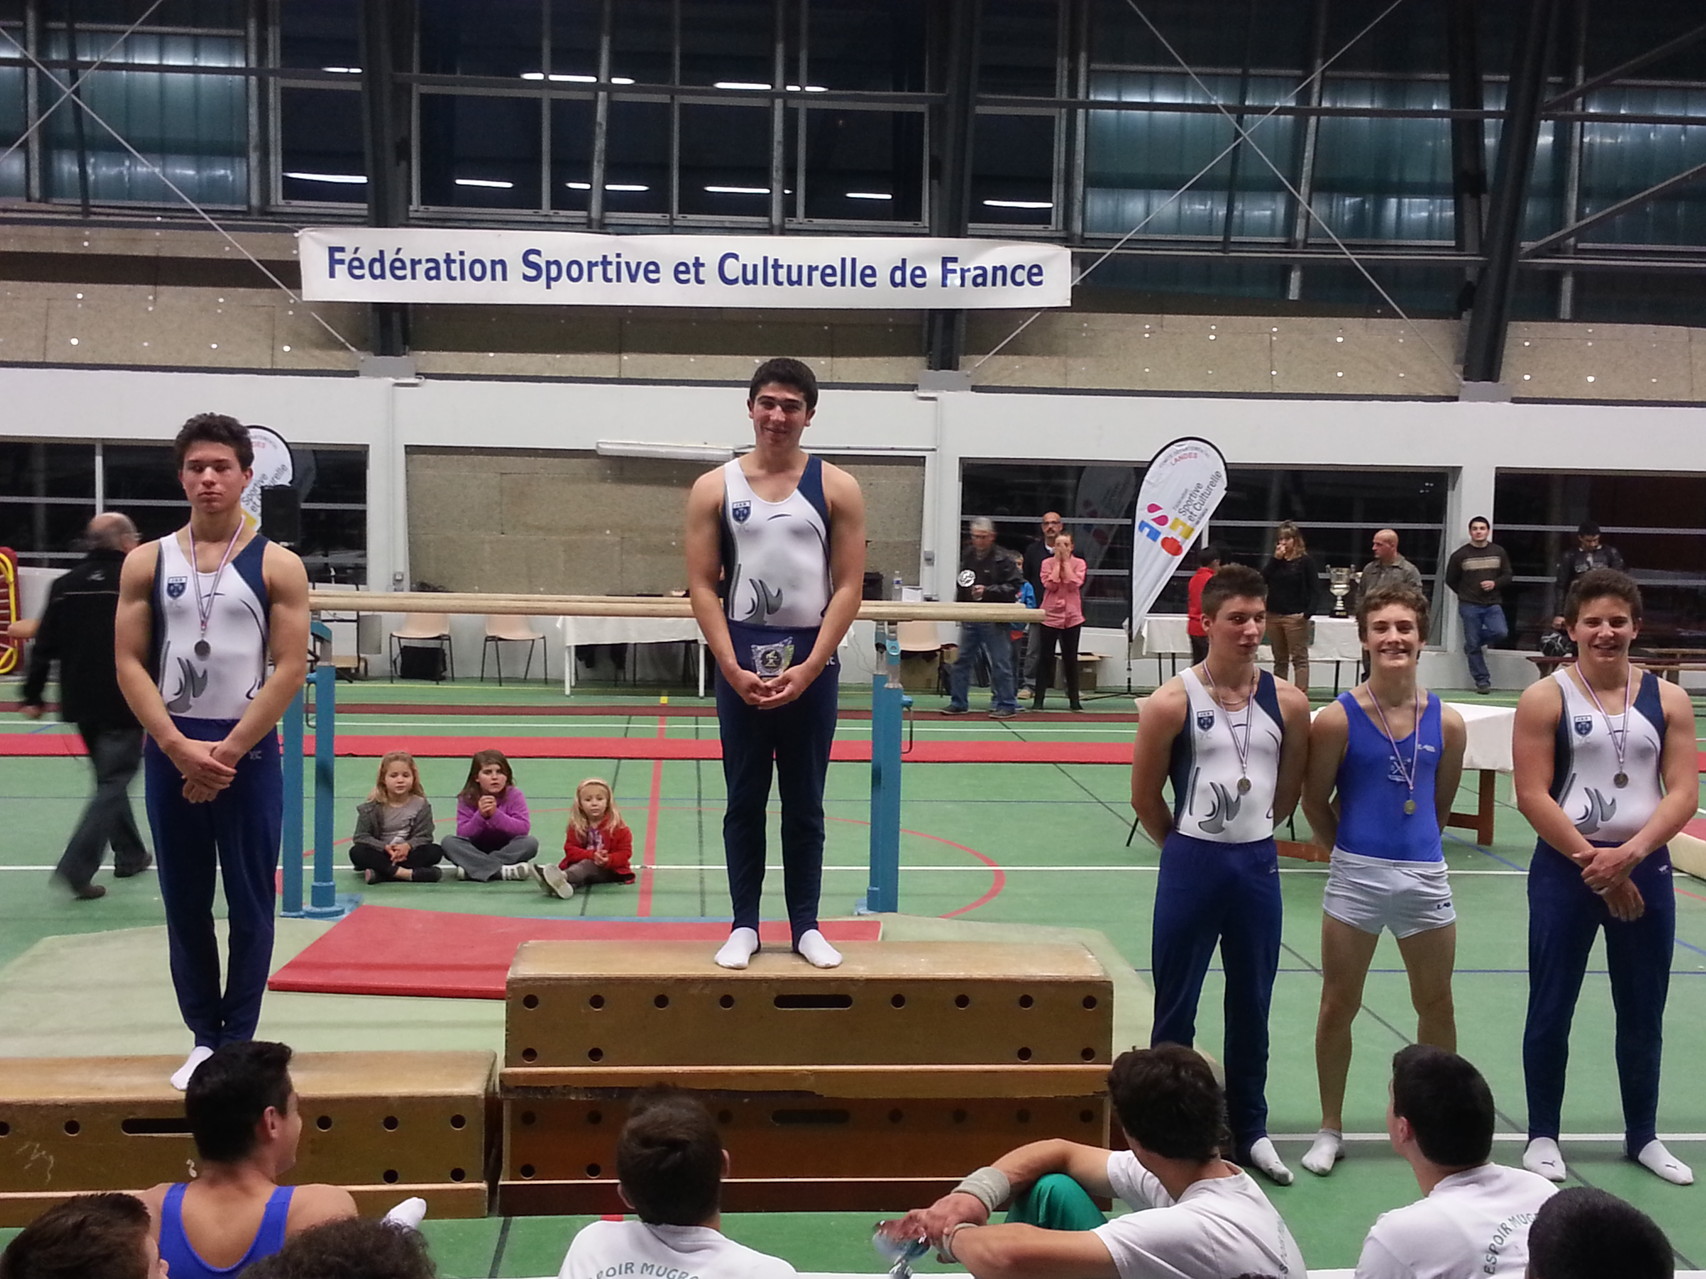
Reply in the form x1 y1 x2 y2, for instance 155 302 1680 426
1236 776 1251 794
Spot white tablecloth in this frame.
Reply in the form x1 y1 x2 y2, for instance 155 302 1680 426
1306 700 1513 773
559 615 705 695
1140 615 1362 660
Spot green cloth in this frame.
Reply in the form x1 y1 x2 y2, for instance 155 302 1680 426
1004 1172 1109 1232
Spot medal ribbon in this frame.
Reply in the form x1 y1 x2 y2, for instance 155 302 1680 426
188 522 244 647
1577 664 1633 784
1368 684 1422 814
1201 663 1256 788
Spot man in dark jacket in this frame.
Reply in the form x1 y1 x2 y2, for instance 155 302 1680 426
1551 522 1625 631
21 512 152 899
945 517 1024 718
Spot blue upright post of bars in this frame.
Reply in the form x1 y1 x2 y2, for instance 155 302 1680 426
280 687 306 918
305 660 343 917
864 673 905 913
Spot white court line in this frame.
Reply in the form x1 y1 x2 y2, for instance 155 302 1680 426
1274 1130 1706 1144
0 864 1529 875
327 718 1135 736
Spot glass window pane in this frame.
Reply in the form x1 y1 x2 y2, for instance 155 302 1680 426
0 50 22 199
297 507 367 585
548 95 594 213
679 1 772 89
419 94 543 209
801 107 924 222
0 442 96 499
279 0 361 72
804 0 926 93
57 0 241 25
279 87 365 201
610 0 672 84
1313 78 1455 242
548 0 601 80
41 32 247 205
298 446 367 507
972 111 1055 227
979 0 1058 98
103 442 185 503
419 0 542 79
601 98 669 215
0 500 98 562
679 102 771 217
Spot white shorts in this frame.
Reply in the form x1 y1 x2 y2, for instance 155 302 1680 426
1322 848 1455 939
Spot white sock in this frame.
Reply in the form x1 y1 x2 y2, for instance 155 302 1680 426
170 1045 214 1092
1523 1137 1567 1183
1635 1139 1694 1185
382 1196 428 1230
1246 1136 1293 1186
714 927 760 970
1301 1128 1343 1176
795 929 843 969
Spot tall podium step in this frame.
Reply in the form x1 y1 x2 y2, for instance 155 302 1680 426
0 1052 495 1226
506 940 1113 1067
498 941 1115 1213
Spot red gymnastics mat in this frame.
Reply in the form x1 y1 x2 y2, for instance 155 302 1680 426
267 905 883 1000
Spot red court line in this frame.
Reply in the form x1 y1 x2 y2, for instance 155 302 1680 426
637 717 665 917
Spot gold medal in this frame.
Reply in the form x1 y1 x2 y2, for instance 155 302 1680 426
1403 799 1417 815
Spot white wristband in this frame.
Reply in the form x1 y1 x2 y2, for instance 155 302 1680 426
952 1165 1012 1215
940 1222 975 1263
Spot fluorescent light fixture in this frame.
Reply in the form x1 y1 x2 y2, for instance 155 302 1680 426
566 182 651 192
455 178 514 189
983 199 1053 209
714 81 827 91
285 171 367 185
845 191 892 200
523 71 637 84
321 65 362 74
596 440 735 464
705 184 770 195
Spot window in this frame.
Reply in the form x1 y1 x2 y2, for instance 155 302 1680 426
0 442 98 568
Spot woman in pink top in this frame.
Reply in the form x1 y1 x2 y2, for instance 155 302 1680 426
1035 533 1088 711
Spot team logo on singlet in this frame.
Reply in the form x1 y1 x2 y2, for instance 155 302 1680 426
1573 715 1594 737
1196 710 1215 730
732 500 752 524
166 576 188 600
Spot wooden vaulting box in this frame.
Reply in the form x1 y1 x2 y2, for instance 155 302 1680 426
498 940 1115 1214
0 1052 496 1225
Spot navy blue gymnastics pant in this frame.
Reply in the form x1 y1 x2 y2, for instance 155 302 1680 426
1151 830 1282 1157
144 717 283 1049
716 621 838 945
1524 839 1674 1153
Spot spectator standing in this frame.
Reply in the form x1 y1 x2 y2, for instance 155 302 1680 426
1260 522 1321 692
1550 522 1625 633
1185 544 1223 666
1357 530 1424 681
1444 516 1512 695
1019 511 1064 698
944 517 1024 719
1033 532 1087 712
20 512 153 899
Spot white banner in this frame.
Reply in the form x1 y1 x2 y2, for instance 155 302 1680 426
297 228 1072 309
1129 438 1229 636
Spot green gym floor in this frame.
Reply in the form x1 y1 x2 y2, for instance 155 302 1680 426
5 674 1706 1275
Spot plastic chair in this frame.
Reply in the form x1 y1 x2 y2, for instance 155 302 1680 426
389 613 453 681
896 620 953 696
482 615 547 685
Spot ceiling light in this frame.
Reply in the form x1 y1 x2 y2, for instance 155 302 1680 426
523 72 634 84
566 182 651 192
321 66 361 74
715 81 772 91
285 171 367 184
456 178 514 189
845 191 892 200
705 185 770 195
983 199 1052 209
596 440 735 463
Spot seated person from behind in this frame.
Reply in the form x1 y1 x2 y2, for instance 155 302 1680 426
139 1041 357 1278
1525 1187 1673 1279
244 1218 436 1279
0 1192 167 1279
882 1043 1305 1279
559 1088 796 1279
1356 1044 1555 1278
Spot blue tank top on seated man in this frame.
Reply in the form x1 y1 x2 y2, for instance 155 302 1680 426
157 1182 294 1279
1333 690 1445 863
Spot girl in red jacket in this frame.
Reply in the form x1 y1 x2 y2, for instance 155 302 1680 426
535 777 635 900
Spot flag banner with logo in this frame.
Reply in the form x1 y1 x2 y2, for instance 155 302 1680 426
298 228 1072 309
1129 438 1229 637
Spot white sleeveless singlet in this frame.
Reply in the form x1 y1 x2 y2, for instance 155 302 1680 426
721 456 832 629
1550 667 1665 843
1168 668 1285 843
152 531 271 721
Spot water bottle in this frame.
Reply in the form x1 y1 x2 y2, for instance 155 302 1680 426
872 1224 930 1278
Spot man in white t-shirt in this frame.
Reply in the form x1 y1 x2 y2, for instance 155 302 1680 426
1355 1045 1555 1278
880 1043 1306 1279
558 1089 796 1279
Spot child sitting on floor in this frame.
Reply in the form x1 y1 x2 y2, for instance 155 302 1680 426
536 776 635 900
349 751 443 884
440 750 538 882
